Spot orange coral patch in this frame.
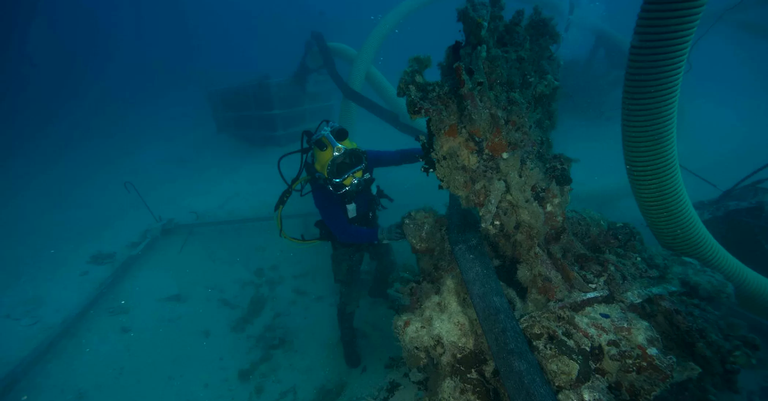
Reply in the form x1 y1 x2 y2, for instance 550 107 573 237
455 64 465 89
445 123 458 138
485 127 508 157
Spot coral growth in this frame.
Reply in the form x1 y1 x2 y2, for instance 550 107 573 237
397 0 570 283
392 1 761 400
395 209 503 401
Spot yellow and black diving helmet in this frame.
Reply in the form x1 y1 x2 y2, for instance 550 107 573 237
309 121 372 195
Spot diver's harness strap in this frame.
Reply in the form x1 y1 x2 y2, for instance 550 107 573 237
374 186 394 210
274 175 396 245
308 32 425 140
274 175 321 244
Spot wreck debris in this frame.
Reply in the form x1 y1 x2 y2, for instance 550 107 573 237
87 251 117 266
393 1 762 400
399 209 761 401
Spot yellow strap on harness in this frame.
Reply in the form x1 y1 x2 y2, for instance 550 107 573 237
274 176 321 245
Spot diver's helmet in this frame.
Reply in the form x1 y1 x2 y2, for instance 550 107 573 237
310 121 372 195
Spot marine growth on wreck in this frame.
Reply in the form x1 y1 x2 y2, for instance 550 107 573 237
391 1 762 400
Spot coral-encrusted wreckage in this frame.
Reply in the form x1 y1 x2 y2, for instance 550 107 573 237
391 1 761 400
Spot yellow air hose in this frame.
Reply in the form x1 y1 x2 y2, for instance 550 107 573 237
622 0 768 318
338 0 440 130
309 43 425 133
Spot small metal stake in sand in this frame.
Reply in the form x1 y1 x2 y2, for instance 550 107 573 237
124 181 160 223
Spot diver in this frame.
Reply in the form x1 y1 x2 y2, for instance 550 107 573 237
307 120 422 368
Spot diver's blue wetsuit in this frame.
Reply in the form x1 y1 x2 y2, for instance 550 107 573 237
310 147 422 369
310 148 423 244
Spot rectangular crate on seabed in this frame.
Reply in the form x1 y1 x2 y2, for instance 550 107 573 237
207 75 337 147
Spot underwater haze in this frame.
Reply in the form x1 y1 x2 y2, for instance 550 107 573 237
0 0 767 400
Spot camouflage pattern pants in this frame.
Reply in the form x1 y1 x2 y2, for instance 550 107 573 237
331 240 396 315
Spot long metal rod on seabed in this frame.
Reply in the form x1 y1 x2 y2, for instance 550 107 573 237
0 211 313 400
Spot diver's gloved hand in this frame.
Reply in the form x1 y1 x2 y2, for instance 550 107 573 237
378 222 405 243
